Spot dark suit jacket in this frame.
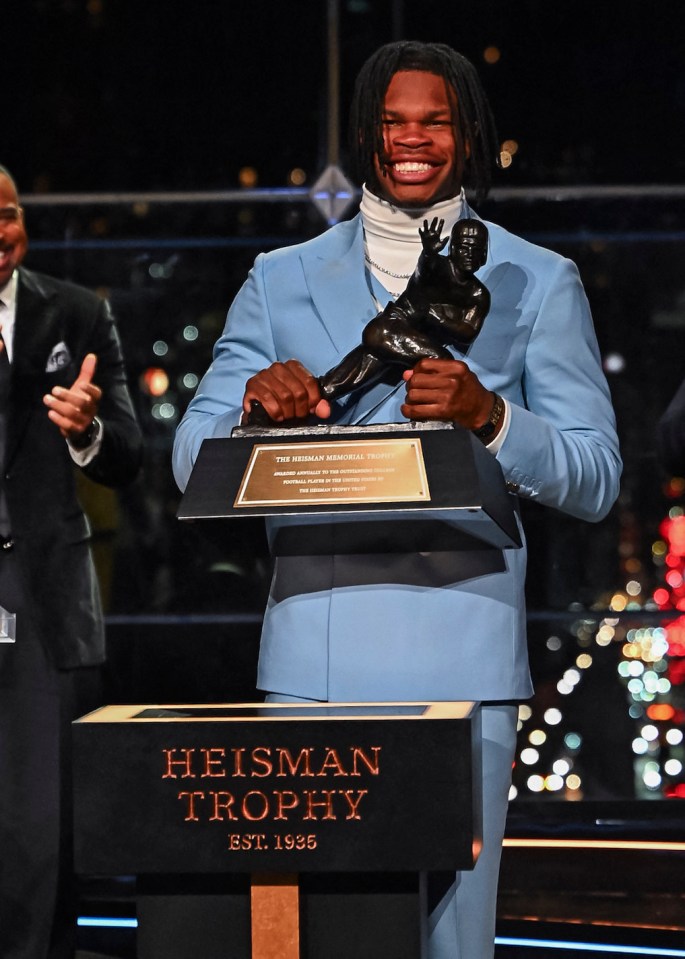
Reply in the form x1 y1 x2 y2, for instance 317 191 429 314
4 267 142 668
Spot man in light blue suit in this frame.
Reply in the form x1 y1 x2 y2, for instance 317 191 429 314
173 41 621 959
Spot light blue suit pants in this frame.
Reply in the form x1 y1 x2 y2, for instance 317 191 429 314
265 694 518 959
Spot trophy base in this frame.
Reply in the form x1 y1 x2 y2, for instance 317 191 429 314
178 422 520 555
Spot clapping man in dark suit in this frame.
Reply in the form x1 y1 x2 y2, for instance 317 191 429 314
0 164 142 958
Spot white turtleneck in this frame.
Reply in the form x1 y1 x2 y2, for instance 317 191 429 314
360 184 464 297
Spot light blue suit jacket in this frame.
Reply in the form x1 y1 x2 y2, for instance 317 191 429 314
173 207 621 703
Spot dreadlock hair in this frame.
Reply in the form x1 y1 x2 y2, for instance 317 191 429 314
349 41 500 205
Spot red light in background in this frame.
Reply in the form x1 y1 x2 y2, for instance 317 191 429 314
667 516 685 556
654 587 670 607
140 368 169 397
646 704 675 721
666 617 685 655
667 659 685 685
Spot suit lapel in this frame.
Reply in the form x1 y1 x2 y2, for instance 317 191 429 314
300 215 379 356
7 269 63 464
297 216 406 424
13 269 63 372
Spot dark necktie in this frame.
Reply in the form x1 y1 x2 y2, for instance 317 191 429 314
0 329 9 374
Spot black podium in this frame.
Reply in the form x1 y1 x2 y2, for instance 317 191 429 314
86 422 520 956
73 701 481 959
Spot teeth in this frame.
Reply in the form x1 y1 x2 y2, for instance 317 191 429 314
394 162 432 173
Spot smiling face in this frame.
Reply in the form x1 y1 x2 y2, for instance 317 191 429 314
0 173 28 290
372 70 466 208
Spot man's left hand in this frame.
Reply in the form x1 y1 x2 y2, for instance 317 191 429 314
401 358 494 428
43 352 102 441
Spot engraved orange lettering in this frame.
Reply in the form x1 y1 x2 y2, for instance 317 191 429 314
251 747 273 777
303 790 337 820
162 748 196 779
231 748 247 777
178 790 205 820
273 790 300 820
276 747 314 777
339 789 368 820
201 747 226 778
317 748 347 777
209 791 238 821
351 746 381 776
242 791 270 821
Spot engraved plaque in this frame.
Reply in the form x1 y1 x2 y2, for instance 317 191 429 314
234 438 430 508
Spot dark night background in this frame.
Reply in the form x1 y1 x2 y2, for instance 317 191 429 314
4 1 685 807
4 0 685 193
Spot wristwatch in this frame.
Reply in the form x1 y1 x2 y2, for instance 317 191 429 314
69 416 103 450
472 394 504 441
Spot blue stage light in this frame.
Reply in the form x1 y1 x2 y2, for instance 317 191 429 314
495 937 685 957
77 916 138 928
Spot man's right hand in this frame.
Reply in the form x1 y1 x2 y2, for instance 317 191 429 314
243 360 331 423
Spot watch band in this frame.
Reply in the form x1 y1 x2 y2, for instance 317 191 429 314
69 416 102 450
472 393 505 441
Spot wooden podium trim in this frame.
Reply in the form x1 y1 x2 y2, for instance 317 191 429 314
76 701 476 724
251 872 300 959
